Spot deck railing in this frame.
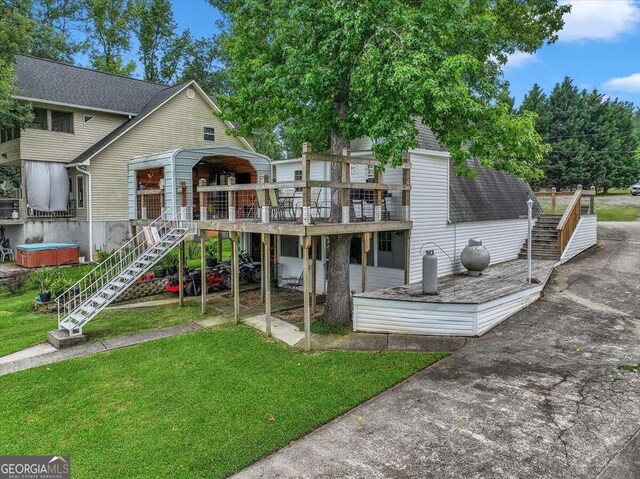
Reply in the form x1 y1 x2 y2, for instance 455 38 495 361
28 199 76 219
0 197 22 220
551 185 596 255
136 189 165 220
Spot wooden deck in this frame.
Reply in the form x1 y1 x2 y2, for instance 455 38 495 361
356 259 557 305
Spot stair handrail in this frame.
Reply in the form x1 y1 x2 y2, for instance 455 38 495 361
56 207 195 325
556 186 582 255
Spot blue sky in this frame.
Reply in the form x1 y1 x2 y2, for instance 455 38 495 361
168 0 640 106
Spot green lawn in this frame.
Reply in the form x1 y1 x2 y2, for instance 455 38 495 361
539 201 639 221
0 326 445 478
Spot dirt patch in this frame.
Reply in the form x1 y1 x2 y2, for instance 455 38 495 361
275 304 325 326
240 288 306 310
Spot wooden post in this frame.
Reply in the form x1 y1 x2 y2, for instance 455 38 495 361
590 185 596 214
404 230 411 285
341 148 351 223
311 236 317 312
260 235 265 303
361 233 370 292
217 232 223 262
302 143 311 224
198 178 207 220
374 168 383 221
263 233 272 337
230 231 240 324
178 239 185 307
201 232 207 314
302 235 311 351
227 176 236 221
551 187 556 215
140 193 146 220
402 155 411 221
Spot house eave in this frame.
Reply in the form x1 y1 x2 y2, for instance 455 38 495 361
13 96 137 116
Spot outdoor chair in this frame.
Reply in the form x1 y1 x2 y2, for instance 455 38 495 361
1 240 14 262
277 263 304 290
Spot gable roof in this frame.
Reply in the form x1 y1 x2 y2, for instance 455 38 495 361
415 119 447 152
449 158 542 223
69 82 191 165
14 55 168 115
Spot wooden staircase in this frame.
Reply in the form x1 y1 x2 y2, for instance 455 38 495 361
519 214 563 260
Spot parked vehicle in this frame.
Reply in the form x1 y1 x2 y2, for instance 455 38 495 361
239 251 261 283
165 267 225 296
630 182 640 196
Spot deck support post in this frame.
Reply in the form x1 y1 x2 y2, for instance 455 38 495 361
302 235 311 351
551 187 556 215
402 154 411 221
361 233 370 292
230 231 240 324
374 168 383 222
263 233 272 337
227 177 236 222
201 232 206 314
404 230 411 285
198 178 207 220
302 144 312 225
178 239 185 307
589 185 596 214
311 236 317 312
217 232 223 262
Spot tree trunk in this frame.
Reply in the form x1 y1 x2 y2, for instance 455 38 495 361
324 129 353 326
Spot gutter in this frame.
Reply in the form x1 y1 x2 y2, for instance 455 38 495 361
74 166 94 262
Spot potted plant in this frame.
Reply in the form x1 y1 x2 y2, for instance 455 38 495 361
154 265 167 278
163 250 179 276
31 267 54 303
205 239 218 267
50 275 73 300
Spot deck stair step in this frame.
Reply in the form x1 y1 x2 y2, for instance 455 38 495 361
519 214 563 260
56 209 196 336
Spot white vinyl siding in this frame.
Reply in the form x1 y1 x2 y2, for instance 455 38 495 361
88 89 246 221
560 215 597 263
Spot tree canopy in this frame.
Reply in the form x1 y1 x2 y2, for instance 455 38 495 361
520 77 640 191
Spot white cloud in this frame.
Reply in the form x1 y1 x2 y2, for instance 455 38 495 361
603 73 640 93
505 51 538 69
559 0 640 42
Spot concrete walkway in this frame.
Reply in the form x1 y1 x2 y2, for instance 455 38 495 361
233 222 640 479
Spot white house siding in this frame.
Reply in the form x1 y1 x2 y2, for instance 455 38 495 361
20 105 127 163
560 215 597 263
88 89 246 222
352 297 476 336
407 152 530 282
475 285 544 335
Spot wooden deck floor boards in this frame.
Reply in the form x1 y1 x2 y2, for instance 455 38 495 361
357 259 556 304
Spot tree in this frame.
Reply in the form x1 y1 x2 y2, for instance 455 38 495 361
83 0 136 76
180 36 230 95
135 0 191 84
212 0 567 325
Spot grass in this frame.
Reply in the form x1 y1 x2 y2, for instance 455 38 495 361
617 363 640 373
310 319 351 335
0 326 446 478
0 262 214 357
186 238 233 269
599 188 631 196
539 201 639 221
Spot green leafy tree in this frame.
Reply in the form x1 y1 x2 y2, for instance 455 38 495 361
83 0 136 76
212 0 567 325
180 36 230 95
135 0 191 84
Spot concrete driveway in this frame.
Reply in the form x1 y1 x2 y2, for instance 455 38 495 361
234 222 640 479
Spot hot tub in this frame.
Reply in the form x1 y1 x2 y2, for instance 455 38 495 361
16 243 80 268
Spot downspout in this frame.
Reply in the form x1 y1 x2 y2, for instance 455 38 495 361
75 166 93 262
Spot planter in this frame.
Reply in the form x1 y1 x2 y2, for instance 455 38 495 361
143 273 154 282
460 239 490 276
167 266 178 276
206 258 217 268
154 267 167 278
39 291 52 303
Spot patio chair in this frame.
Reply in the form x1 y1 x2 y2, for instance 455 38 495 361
1 240 14 262
277 263 304 290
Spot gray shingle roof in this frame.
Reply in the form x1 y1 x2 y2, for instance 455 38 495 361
15 55 168 114
69 82 191 164
415 119 446 151
449 159 542 223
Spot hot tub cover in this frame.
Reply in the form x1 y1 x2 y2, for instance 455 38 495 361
17 243 79 251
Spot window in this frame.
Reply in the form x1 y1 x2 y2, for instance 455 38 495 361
0 128 20 144
294 169 302 192
378 231 392 252
377 231 405 269
280 236 299 257
51 110 74 133
76 176 85 208
27 108 48 130
204 127 215 141
84 115 94 123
